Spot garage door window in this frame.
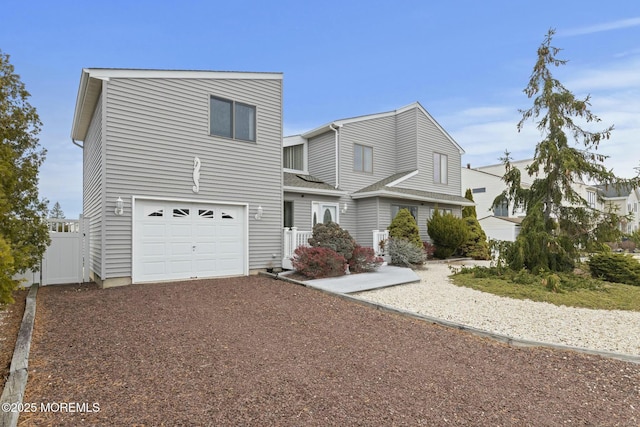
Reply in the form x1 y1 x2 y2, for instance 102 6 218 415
173 208 190 217
199 209 214 218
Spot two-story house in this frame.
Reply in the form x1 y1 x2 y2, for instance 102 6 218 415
282 102 474 268
71 69 283 287
596 184 640 234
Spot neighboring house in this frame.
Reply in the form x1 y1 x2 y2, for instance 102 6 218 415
71 69 283 287
462 158 601 242
282 102 474 267
596 184 640 234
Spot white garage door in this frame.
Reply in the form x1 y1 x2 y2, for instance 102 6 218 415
133 199 246 283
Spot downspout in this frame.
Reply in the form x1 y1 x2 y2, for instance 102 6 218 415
72 138 83 149
329 123 341 189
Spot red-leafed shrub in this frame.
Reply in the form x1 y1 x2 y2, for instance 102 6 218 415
349 245 384 274
423 241 436 260
292 246 347 279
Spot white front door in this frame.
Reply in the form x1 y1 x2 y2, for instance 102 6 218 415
133 200 246 283
312 202 339 226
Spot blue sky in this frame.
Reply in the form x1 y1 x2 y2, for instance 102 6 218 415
2 0 639 218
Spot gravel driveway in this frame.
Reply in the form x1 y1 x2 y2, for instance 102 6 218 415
20 276 640 426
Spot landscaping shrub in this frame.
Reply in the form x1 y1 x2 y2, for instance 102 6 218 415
292 246 347 279
426 210 469 259
459 216 490 260
349 246 384 273
388 208 422 248
0 236 17 304
308 222 357 262
387 238 425 267
422 241 436 260
587 252 640 286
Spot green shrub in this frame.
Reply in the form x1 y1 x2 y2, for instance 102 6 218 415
349 246 384 273
0 236 17 304
292 246 347 279
458 216 490 260
587 253 640 286
426 210 469 259
308 222 357 262
388 209 422 248
387 238 425 267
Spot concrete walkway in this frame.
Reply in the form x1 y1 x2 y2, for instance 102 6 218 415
287 265 420 294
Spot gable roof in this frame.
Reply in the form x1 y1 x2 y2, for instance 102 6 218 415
71 68 283 142
595 183 637 199
283 172 347 196
300 102 465 154
352 172 475 206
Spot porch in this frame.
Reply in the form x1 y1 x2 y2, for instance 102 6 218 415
282 227 389 270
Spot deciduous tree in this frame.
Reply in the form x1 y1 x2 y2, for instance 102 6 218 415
0 50 49 303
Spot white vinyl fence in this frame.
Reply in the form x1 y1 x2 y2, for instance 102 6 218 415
14 217 90 286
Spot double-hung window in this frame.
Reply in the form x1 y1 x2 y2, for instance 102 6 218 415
210 96 256 142
433 152 448 184
284 144 305 171
354 144 373 173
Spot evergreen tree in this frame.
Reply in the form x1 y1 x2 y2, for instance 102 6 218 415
388 208 422 248
460 190 490 260
495 29 639 273
49 201 65 219
0 50 49 303
427 209 468 259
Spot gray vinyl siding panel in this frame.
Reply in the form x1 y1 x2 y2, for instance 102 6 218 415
82 92 104 279
395 108 417 172
355 198 380 247
338 116 396 193
102 77 282 278
407 111 462 196
307 132 336 186
283 192 340 230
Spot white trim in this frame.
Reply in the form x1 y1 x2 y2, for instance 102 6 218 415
283 186 347 196
387 170 418 187
131 196 249 283
351 190 476 206
82 68 282 80
283 135 306 147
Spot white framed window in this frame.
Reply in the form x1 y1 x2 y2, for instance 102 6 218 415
587 191 597 209
284 144 305 171
312 202 339 226
430 208 452 217
210 96 256 142
354 144 373 173
433 153 448 184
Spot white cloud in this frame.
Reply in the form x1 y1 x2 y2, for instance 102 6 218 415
560 17 640 37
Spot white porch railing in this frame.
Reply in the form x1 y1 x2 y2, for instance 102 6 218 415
372 229 389 256
283 227 313 269
283 227 390 269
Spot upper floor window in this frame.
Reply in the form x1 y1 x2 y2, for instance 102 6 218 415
472 187 486 193
284 144 304 171
433 153 448 184
210 96 256 142
354 144 373 173
493 199 509 217
587 191 597 209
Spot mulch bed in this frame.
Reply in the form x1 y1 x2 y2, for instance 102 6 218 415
18 276 640 426
0 289 28 390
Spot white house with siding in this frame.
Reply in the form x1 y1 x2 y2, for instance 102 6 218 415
71 69 283 287
282 102 474 267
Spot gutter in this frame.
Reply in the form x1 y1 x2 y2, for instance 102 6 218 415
72 138 83 149
329 123 342 189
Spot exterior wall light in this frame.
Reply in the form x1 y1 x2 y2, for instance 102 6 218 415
115 197 124 216
255 205 263 220
341 203 348 214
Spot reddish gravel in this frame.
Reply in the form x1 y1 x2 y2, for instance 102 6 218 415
18 276 640 426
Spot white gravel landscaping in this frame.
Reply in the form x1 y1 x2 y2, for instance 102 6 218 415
355 261 640 357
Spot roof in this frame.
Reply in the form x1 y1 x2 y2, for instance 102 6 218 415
352 172 475 206
595 183 637 199
283 173 347 196
71 68 283 142
299 101 465 155
478 216 524 225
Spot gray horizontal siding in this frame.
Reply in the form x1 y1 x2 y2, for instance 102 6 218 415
355 198 380 248
102 77 283 278
83 92 104 279
395 108 417 172
338 115 396 193
307 132 336 186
